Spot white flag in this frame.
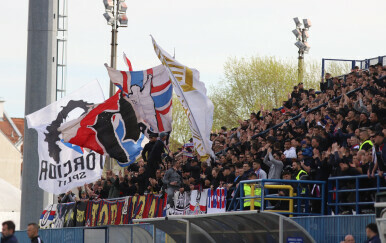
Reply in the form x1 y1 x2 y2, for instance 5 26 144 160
26 80 106 194
152 37 214 158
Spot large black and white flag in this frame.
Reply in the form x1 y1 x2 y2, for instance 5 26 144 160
26 80 105 194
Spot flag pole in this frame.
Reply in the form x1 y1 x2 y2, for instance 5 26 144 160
152 38 214 159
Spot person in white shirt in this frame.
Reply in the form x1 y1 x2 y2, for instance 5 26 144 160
283 140 297 159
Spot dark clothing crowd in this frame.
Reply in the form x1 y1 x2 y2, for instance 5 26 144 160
63 64 386 215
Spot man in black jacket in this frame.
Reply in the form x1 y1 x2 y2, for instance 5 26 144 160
320 73 333 93
27 223 43 243
142 133 157 162
147 132 168 178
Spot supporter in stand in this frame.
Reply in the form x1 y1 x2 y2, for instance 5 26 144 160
142 133 158 163
162 159 182 208
263 148 284 180
59 190 76 203
104 170 120 199
65 64 385 216
147 132 168 179
252 160 267 179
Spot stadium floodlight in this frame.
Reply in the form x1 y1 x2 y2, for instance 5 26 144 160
293 17 302 28
102 0 129 169
295 41 306 51
292 29 301 39
118 2 127 13
118 14 128 26
103 0 114 10
303 19 312 29
103 12 115 25
101 0 128 94
292 17 311 84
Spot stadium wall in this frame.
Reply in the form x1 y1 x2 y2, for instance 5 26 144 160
293 214 376 243
11 214 376 243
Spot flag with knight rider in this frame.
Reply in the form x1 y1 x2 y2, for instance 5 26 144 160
104 60 173 135
26 80 105 194
59 89 146 167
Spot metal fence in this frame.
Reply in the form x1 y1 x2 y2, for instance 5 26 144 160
321 55 386 78
293 214 375 243
227 179 326 216
328 174 386 215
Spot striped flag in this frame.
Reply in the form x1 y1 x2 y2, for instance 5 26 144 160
105 64 172 135
207 187 227 214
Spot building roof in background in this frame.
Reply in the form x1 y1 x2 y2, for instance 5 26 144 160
0 112 23 150
11 118 24 138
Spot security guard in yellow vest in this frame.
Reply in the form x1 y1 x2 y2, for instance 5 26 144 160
293 161 308 180
243 172 261 210
293 161 308 194
359 140 373 151
359 130 373 151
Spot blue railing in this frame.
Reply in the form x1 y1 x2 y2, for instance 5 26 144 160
227 179 326 216
321 55 386 78
328 174 386 215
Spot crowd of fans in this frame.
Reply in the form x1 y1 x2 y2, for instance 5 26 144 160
60 63 386 215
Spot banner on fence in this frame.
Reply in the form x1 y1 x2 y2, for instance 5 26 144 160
75 201 88 227
53 202 76 228
168 191 190 215
189 189 208 215
207 187 227 214
84 194 167 227
39 188 227 228
39 204 57 229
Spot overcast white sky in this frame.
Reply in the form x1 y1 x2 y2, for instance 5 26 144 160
1 0 385 118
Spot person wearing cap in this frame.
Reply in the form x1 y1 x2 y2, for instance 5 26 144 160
142 133 157 162
147 132 168 179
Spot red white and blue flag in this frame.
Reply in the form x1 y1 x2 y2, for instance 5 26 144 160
59 91 144 167
39 204 57 229
207 187 227 214
105 63 172 136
